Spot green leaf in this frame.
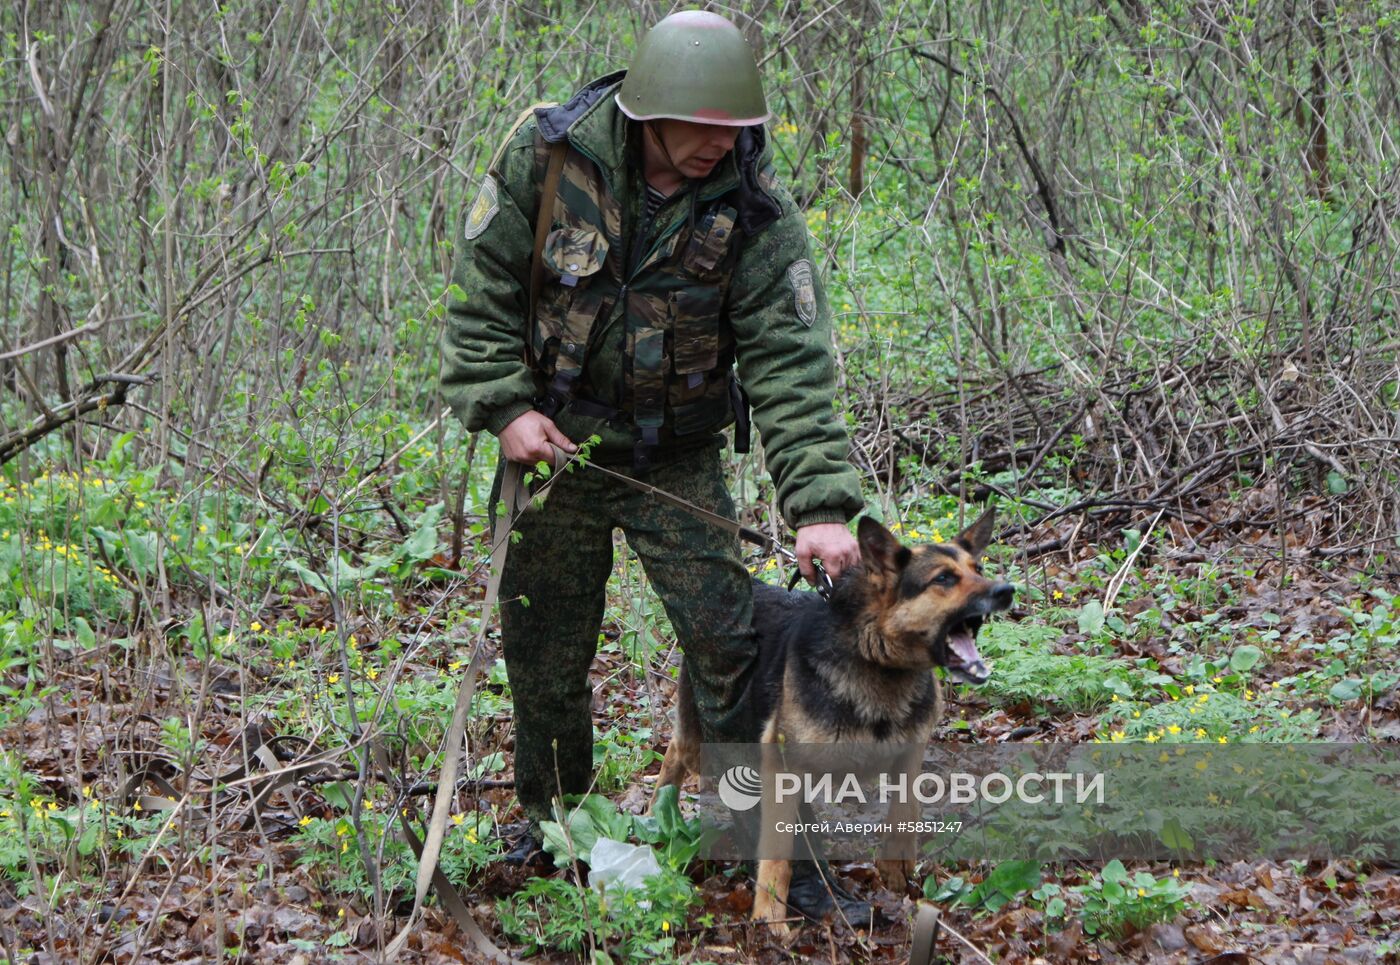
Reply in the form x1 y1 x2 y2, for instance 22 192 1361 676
78 823 101 856
319 782 354 809
1077 600 1105 636
1326 471 1348 495
1329 678 1363 702
653 784 683 841
1229 645 1263 672
401 503 444 563
282 559 329 593
467 752 505 781
93 527 157 577
1159 816 1194 852
926 875 966 902
72 617 96 650
960 860 1040 909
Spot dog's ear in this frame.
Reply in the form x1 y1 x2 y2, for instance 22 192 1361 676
955 506 996 558
857 516 911 574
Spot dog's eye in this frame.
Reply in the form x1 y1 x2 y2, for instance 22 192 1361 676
930 571 957 587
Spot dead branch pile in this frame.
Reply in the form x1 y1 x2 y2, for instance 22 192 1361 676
850 341 1399 562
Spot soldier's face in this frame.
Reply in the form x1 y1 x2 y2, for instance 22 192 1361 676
650 120 740 179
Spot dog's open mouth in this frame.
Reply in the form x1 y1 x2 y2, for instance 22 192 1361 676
944 615 990 684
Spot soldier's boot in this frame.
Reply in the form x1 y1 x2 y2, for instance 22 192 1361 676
785 860 873 925
498 820 546 867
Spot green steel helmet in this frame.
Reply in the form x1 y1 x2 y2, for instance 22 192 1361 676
616 10 770 126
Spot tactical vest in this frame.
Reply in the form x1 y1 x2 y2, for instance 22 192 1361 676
526 128 751 464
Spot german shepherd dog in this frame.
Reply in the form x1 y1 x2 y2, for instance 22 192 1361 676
655 509 1014 933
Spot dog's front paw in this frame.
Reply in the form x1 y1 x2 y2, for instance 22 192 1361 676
876 857 914 893
751 888 791 937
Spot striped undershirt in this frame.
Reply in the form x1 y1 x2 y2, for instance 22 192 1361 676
644 183 668 218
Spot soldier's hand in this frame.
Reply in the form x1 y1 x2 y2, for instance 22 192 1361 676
498 411 578 467
794 522 860 585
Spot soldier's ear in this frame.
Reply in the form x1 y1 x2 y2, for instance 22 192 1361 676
858 516 911 574
955 507 996 558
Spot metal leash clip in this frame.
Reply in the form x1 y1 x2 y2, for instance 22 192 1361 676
780 545 835 600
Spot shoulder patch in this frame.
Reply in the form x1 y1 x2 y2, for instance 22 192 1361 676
787 258 817 327
463 175 499 241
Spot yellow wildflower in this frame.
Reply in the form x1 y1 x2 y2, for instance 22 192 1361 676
299 815 313 826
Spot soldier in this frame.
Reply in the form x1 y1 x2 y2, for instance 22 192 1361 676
440 10 866 917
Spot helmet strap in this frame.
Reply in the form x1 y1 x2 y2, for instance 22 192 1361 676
643 121 688 191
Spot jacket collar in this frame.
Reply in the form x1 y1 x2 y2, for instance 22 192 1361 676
536 72 776 215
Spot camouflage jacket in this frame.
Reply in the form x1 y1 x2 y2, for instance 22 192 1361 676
440 72 863 529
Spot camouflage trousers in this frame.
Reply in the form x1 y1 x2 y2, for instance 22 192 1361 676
492 443 758 822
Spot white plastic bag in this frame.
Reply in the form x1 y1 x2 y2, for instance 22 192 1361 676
587 837 664 909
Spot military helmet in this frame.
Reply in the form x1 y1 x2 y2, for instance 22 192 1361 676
616 11 770 126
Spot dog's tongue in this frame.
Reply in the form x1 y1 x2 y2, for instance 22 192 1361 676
948 628 982 667
947 628 989 684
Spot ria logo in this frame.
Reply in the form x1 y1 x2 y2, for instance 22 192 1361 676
717 764 763 812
